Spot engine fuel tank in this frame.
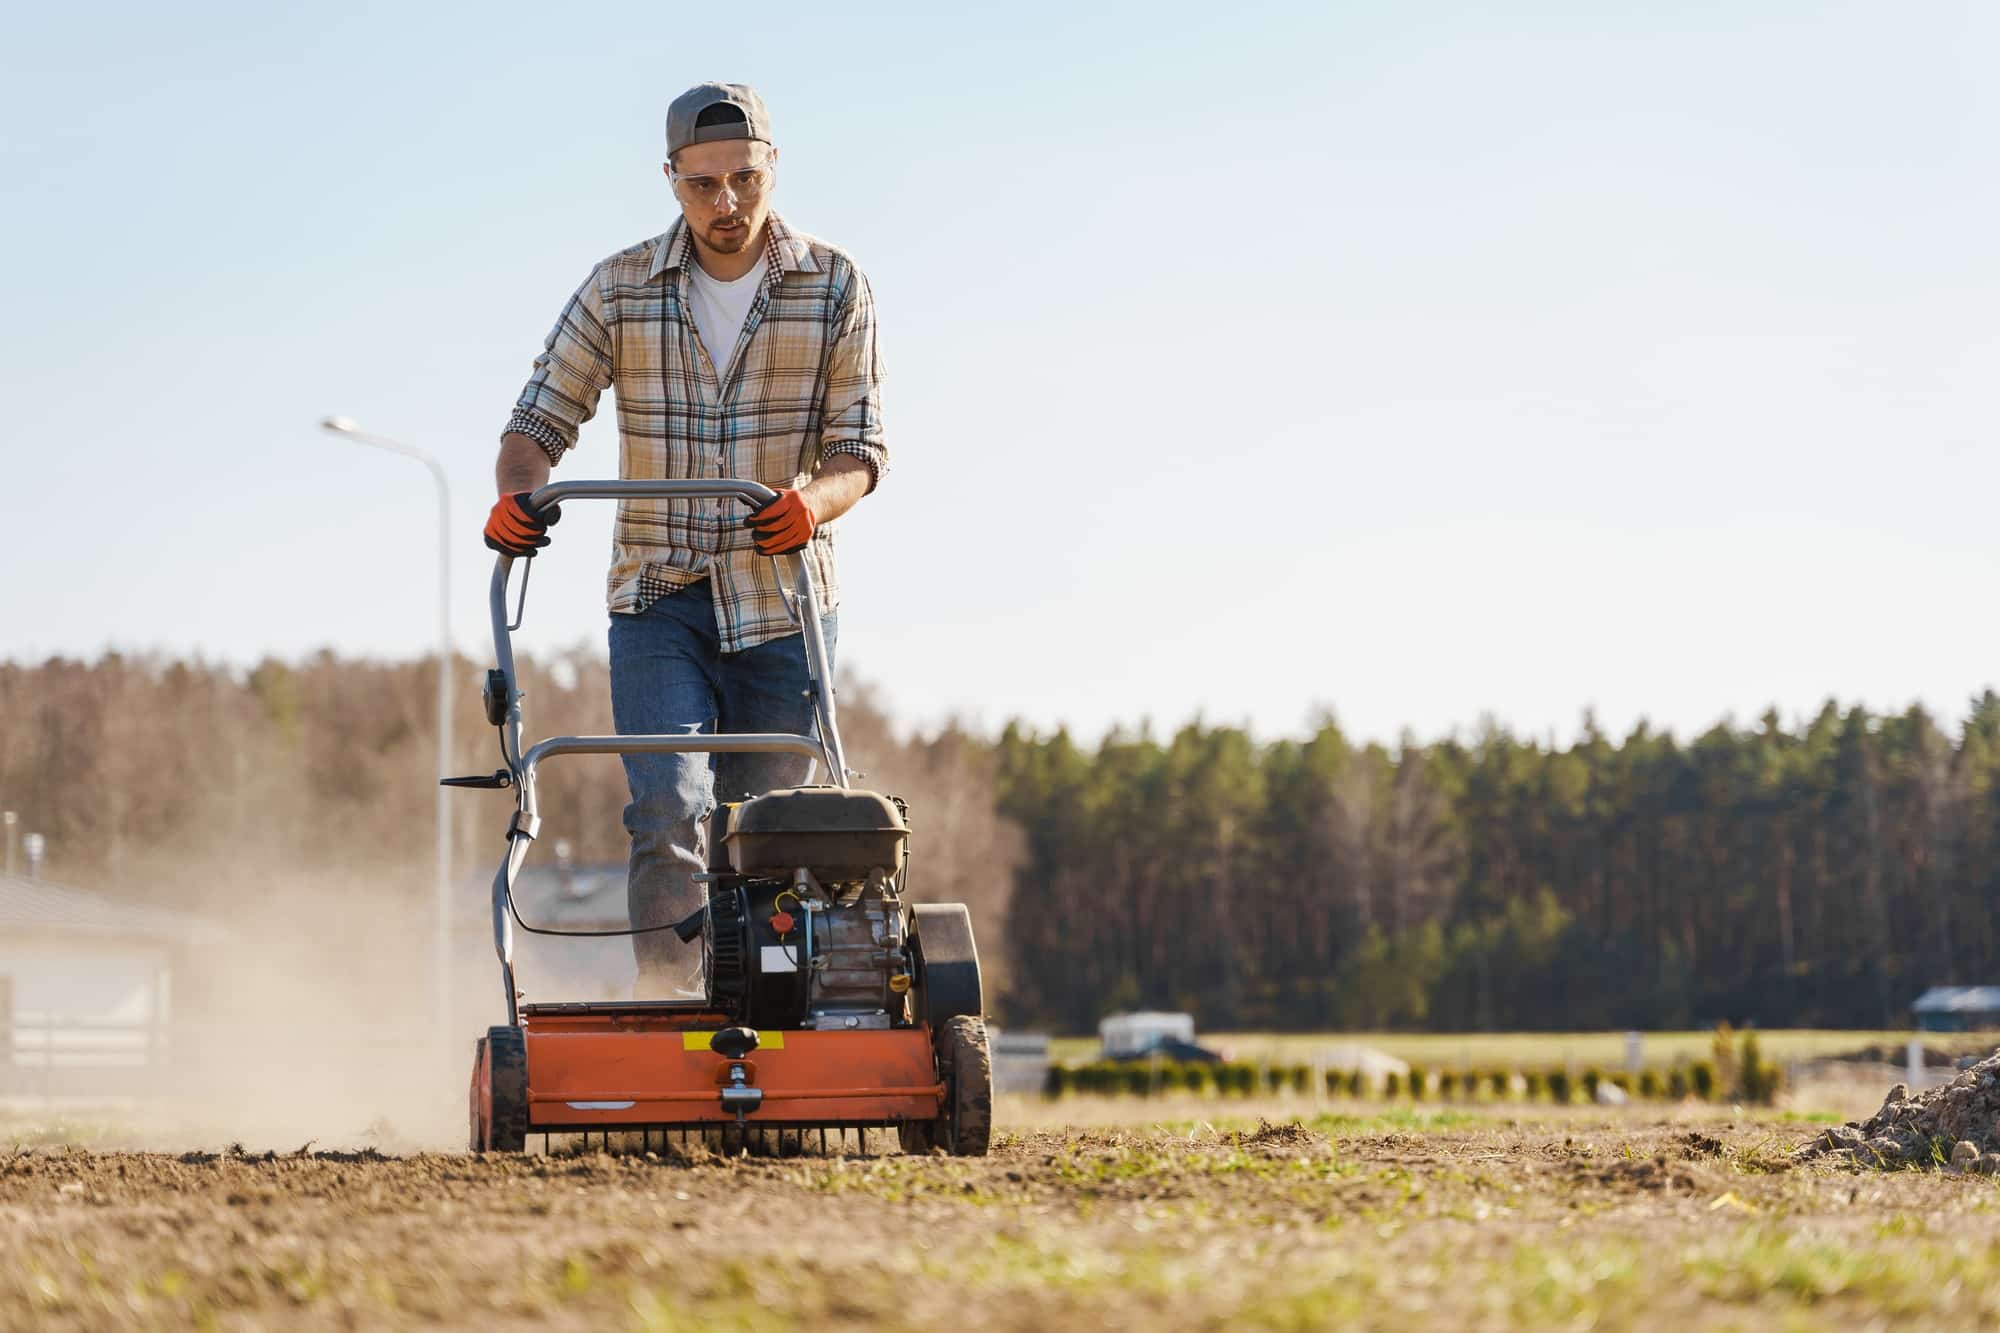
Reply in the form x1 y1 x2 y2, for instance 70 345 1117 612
724 787 908 880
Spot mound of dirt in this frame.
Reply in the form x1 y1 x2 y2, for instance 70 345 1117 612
1796 1049 2000 1171
1567 1154 1701 1192
1235 1119 1326 1154
1676 1131 1725 1160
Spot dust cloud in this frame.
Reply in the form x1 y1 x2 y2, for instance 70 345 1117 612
131 864 474 1153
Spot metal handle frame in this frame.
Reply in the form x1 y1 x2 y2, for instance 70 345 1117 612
484 479 849 1022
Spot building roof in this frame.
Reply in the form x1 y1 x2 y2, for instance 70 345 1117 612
1912 986 2000 1013
0 872 223 945
1098 1011 1196 1040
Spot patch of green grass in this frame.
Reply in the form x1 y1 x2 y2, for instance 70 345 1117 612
1231 1276 1378 1329
1044 1142 1360 1192
796 1156 1004 1204
1306 1108 1486 1134
1129 1108 1481 1138
920 1233 1187 1297
600 1220 2000 1329
1682 1225 2000 1318
628 1287 792 1333
1499 1240 1646 1327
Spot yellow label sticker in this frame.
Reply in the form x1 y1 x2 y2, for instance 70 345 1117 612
681 1030 786 1051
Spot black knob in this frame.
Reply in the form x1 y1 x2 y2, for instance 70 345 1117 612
709 1026 760 1060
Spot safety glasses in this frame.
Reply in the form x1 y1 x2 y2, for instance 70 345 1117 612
668 163 775 207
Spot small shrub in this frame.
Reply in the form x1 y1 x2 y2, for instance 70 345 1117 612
1220 1062 1257 1096
1181 1063 1213 1094
1522 1070 1546 1101
1711 1023 1738 1096
1668 1068 1690 1100
1488 1069 1512 1098
1689 1060 1717 1101
1044 1064 1070 1098
1637 1069 1661 1100
1736 1032 1781 1105
1581 1068 1603 1101
1609 1072 1632 1095
1547 1070 1571 1104
1407 1067 1427 1100
1438 1071 1459 1101
1289 1065 1311 1093
1383 1072 1402 1098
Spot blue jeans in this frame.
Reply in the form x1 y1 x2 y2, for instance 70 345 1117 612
608 578 836 994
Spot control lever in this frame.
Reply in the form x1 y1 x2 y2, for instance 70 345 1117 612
709 1027 760 1059
711 1027 763 1123
440 770 513 790
670 903 709 944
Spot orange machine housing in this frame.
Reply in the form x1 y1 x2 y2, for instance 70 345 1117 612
517 1008 944 1130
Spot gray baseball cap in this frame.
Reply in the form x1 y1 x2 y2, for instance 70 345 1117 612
666 82 771 158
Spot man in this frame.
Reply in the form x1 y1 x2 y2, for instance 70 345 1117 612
484 81 886 996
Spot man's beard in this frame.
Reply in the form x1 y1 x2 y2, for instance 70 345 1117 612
705 215 752 253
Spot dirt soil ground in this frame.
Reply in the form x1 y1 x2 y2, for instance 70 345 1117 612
7 1104 2000 1330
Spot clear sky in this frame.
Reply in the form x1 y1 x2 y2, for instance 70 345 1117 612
5 1 1994 746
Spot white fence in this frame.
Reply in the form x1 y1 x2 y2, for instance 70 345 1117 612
2 1013 174 1099
989 1028 1051 1095
2 1013 450 1106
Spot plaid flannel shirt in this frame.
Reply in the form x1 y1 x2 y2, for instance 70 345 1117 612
505 213 886 652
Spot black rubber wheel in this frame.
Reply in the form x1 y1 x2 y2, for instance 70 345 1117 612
898 1017 992 1156
467 1035 489 1153
485 1024 529 1153
938 1016 993 1157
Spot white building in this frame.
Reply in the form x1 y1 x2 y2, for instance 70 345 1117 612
1098 1010 1197 1058
0 872 219 1095
985 1028 1052 1094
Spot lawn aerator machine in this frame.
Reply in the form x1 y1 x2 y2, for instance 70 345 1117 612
450 478 990 1156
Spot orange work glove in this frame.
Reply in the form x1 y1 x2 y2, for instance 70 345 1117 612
743 488 815 555
482 491 560 556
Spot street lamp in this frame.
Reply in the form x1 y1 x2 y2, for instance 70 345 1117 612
319 415 455 1047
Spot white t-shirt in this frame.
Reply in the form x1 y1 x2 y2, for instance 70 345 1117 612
685 253 767 383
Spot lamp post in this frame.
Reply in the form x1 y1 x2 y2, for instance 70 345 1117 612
319 416 455 1046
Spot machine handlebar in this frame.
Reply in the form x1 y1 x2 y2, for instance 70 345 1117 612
526 477 779 513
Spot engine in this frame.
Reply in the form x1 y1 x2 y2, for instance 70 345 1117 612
697 788 914 1029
